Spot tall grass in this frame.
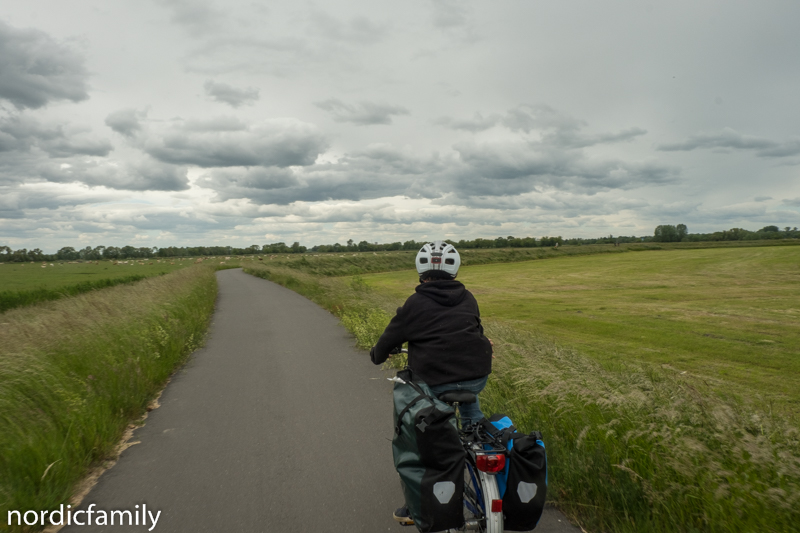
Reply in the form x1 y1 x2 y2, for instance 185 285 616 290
243 261 800 533
0 265 218 531
481 324 799 532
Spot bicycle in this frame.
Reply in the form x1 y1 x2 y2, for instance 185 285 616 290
437 389 505 533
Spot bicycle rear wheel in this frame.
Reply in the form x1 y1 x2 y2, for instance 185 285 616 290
459 462 503 532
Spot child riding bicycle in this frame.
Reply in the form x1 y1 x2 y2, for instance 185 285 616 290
369 240 494 526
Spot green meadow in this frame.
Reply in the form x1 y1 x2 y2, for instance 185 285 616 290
360 246 800 404
0 259 194 313
0 259 192 292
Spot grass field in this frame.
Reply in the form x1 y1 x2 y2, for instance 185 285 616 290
359 246 800 405
0 260 199 313
0 259 191 292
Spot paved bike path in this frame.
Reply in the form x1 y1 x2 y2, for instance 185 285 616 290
62 268 580 532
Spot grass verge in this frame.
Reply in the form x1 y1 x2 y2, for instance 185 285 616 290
0 265 219 531
242 260 800 533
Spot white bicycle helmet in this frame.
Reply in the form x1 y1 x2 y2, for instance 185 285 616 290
415 240 461 279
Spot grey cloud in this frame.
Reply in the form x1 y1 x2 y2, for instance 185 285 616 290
315 99 410 125
309 12 386 45
0 20 90 109
437 105 647 148
657 128 800 158
204 80 259 107
157 0 226 37
183 36 316 76
551 127 648 149
43 159 189 191
105 109 146 137
434 113 501 132
145 118 327 167
452 140 676 196
431 0 469 28
198 146 440 205
0 184 121 213
502 105 585 134
198 131 674 208
431 191 649 217
41 137 113 158
783 198 800 207
658 128 776 152
756 140 800 158
754 196 772 202
504 105 648 148
0 114 112 157
199 167 300 194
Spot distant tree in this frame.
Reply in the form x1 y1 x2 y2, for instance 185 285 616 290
676 224 688 241
78 246 93 260
57 247 78 260
103 246 120 259
759 225 780 233
654 225 679 242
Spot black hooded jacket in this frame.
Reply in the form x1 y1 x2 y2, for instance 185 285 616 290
370 279 493 386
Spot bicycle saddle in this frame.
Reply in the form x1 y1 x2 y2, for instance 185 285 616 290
437 390 477 405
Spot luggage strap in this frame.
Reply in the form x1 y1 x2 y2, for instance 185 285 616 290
480 419 543 447
394 381 436 436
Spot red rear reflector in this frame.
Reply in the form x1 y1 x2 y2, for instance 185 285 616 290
476 454 506 473
491 499 503 513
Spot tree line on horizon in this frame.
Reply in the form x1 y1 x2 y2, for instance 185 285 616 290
1 225 798 263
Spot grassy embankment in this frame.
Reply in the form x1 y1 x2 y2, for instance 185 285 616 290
0 264 222 531
0 259 192 313
243 243 800 533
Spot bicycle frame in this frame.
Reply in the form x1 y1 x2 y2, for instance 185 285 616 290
451 405 505 533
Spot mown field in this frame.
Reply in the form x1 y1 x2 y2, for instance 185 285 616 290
0 259 195 313
0 259 190 292
360 246 800 405
243 242 800 533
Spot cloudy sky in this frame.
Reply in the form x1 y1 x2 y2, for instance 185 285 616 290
1 0 799 251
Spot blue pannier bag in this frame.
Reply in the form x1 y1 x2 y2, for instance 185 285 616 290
483 414 547 531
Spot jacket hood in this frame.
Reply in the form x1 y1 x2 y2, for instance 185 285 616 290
415 279 467 307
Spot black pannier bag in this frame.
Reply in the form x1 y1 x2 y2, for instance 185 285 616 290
392 369 465 532
504 432 547 531
483 414 548 531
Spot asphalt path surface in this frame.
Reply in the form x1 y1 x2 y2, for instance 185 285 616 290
61 268 580 532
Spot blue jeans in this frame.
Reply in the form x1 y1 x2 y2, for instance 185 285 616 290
429 375 488 426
